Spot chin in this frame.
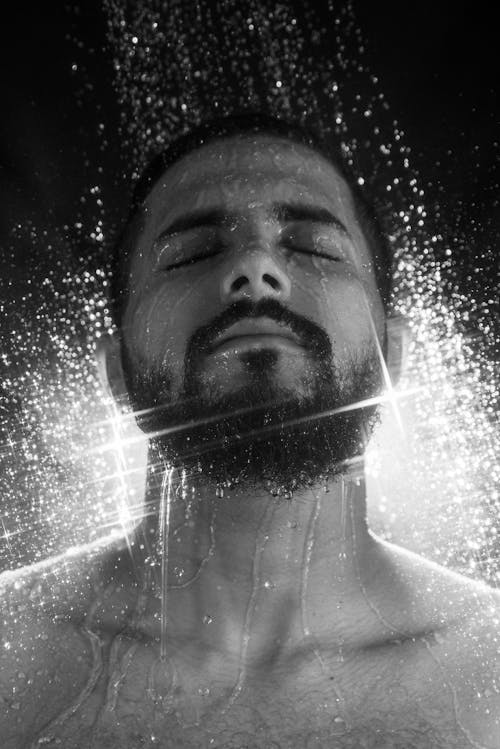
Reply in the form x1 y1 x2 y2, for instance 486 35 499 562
200 346 313 395
150 384 380 494
126 343 383 493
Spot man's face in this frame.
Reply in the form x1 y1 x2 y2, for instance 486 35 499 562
120 134 386 491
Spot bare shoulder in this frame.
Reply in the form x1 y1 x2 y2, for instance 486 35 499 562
0 564 98 748
443 582 500 749
378 540 500 746
373 536 500 622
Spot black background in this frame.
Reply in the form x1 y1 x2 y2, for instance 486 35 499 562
0 1 498 320
0 1 498 572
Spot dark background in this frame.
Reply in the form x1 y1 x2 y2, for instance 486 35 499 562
0 1 498 330
0 1 498 572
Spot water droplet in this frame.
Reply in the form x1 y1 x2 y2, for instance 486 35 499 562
147 658 176 703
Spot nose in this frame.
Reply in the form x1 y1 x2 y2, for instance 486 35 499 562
220 244 292 303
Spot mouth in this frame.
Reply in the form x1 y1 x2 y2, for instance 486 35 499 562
209 318 303 355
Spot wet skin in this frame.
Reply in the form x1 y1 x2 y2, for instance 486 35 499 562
120 134 386 404
2 527 500 748
1 135 500 747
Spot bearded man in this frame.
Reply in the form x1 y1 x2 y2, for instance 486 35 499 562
1 114 499 749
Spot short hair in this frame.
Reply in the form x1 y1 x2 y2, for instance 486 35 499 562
110 112 392 323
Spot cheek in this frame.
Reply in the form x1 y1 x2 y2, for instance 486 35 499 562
123 274 217 364
294 265 383 355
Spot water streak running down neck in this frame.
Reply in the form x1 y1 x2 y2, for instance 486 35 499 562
159 465 174 659
224 498 277 712
147 464 176 702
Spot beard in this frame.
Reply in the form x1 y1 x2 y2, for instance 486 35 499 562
122 299 383 494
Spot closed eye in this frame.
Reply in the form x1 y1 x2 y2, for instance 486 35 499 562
280 222 345 263
282 243 342 262
157 236 227 272
160 249 223 271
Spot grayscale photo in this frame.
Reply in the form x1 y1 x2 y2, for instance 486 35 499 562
1 2 499 747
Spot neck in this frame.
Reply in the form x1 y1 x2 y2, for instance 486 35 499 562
111 454 384 675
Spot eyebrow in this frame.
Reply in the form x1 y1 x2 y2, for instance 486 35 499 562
156 201 349 242
273 203 349 235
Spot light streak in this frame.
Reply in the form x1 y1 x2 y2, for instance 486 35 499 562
0 0 497 591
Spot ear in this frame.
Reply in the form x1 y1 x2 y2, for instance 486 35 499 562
95 330 130 411
384 314 411 386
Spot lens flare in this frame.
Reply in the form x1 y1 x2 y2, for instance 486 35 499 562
0 0 498 591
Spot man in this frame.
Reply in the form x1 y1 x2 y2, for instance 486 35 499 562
1 113 499 748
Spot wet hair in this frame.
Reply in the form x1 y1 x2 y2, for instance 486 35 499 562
110 112 392 323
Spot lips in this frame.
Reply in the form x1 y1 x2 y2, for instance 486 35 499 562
210 317 302 354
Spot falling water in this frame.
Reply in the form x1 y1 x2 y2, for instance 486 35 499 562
0 0 496 582
0 2 499 744
0 0 494 591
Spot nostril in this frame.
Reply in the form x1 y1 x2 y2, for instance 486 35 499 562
232 275 247 292
263 273 280 291
228 272 282 295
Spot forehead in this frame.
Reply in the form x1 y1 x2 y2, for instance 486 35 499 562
143 134 358 226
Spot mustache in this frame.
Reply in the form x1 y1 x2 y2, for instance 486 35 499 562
184 298 332 368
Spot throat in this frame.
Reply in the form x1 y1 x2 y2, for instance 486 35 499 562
94 467 377 670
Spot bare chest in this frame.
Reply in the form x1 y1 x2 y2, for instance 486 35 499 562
27 635 478 749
